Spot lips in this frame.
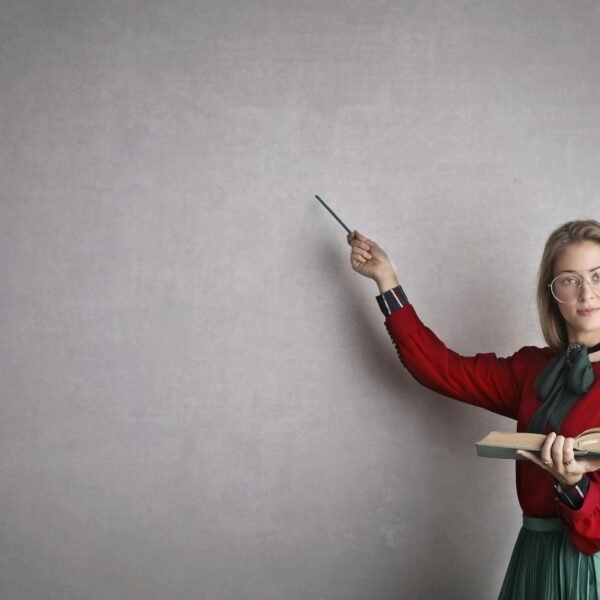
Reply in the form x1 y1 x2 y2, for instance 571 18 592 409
577 308 600 316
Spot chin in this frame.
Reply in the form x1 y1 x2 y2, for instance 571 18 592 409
567 320 600 338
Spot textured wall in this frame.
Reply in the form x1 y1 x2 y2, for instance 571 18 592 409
1 1 599 598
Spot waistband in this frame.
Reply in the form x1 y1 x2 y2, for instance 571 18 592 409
522 515 564 533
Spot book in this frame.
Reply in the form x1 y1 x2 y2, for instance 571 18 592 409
475 428 600 460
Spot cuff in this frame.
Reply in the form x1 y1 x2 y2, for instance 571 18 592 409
556 476 599 521
555 476 590 510
375 285 410 317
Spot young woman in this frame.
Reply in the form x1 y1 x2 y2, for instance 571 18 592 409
347 219 600 598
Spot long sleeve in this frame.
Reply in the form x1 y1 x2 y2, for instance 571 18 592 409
556 472 600 554
382 303 525 420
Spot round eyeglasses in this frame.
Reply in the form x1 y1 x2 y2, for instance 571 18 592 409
548 269 600 303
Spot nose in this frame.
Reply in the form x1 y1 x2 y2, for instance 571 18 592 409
578 277 598 301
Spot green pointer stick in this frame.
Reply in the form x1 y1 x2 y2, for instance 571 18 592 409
315 195 352 234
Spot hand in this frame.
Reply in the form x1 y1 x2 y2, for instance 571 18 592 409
346 230 397 285
517 432 600 489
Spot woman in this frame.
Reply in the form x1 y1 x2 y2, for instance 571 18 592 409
347 219 600 598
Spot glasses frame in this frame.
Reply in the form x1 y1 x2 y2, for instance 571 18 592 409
548 270 600 304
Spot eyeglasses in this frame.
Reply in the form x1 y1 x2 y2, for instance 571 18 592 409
548 268 600 303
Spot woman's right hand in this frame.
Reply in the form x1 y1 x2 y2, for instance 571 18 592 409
346 230 398 288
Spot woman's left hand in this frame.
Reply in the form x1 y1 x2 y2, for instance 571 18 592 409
517 432 600 488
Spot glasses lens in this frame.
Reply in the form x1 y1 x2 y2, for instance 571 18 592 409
551 274 582 303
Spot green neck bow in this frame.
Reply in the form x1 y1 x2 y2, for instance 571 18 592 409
529 341 600 434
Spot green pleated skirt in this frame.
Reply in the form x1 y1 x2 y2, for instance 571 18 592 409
498 515 600 599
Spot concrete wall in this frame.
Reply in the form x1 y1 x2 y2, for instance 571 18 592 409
1 1 599 598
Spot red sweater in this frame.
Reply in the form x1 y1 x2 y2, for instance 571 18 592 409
385 304 600 555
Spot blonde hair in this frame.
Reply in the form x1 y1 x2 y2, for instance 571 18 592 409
537 219 600 350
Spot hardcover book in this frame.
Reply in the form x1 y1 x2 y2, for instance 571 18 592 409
475 428 600 460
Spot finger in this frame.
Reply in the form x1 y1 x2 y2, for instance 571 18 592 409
351 247 373 260
562 437 576 469
347 230 364 245
579 457 600 473
350 239 371 252
540 432 557 467
517 450 547 470
550 435 565 469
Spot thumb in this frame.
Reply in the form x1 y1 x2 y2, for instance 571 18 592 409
579 458 600 473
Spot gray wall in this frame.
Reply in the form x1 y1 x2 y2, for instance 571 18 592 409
1 1 599 598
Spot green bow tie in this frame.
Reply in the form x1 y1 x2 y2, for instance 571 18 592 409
529 342 596 434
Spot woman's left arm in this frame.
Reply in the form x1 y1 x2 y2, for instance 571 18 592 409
519 432 600 554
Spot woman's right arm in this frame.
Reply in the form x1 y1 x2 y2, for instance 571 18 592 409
347 230 523 420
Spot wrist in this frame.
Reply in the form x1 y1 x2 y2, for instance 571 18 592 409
375 272 400 294
557 475 584 491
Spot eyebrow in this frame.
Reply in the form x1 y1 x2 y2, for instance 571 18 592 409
557 265 600 274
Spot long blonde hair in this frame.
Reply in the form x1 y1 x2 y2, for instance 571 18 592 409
537 219 600 350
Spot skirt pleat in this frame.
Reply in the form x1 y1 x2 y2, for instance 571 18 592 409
498 516 600 600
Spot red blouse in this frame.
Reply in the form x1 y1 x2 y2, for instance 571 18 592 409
384 303 600 555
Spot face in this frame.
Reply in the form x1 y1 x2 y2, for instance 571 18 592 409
552 240 600 346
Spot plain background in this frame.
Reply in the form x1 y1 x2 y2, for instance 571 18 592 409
1 1 599 598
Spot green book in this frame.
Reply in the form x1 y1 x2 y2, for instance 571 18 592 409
475 428 600 460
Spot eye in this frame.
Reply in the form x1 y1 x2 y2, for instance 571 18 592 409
561 276 579 286
592 270 600 283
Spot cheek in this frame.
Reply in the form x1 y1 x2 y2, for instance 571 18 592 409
556 303 575 322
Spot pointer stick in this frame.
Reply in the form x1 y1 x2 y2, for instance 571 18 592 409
314 195 352 234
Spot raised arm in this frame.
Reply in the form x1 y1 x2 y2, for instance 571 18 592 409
347 230 523 419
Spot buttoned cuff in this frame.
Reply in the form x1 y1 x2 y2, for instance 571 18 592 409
555 475 591 511
375 285 410 317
